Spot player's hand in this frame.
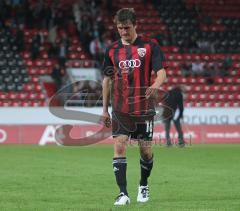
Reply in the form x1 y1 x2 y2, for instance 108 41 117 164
101 111 111 128
145 85 159 99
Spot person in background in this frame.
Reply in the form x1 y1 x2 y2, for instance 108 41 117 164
51 63 65 92
162 86 185 147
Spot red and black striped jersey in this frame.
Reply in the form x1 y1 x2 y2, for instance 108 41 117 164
102 36 165 116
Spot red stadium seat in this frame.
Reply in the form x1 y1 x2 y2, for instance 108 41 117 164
23 84 34 92
198 93 205 100
28 93 37 100
28 67 38 75
45 60 53 67
35 60 44 67
217 94 225 101
182 54 192 61
192 85 201 92
21 101 30 107
19 92 28 100
25 60 33 67
35 84 42 92
31 76 39 83
192 101 203 107
69 53 77 59
185 102 192 107
187 78 197 84
0 93 7 100
202 85 209 92
175 54 183 60
188 93 198 100
22 52 30 59
37 93 46 100
12 100 21 107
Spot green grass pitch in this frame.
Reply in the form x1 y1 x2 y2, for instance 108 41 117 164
0 144 240 211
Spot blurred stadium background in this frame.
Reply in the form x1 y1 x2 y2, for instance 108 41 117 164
0 0 239 144
1 0 240 210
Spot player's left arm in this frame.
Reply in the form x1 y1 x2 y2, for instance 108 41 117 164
146 41 167 99
145 69 166 99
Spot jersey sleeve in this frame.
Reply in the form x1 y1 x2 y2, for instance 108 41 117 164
102 47 114 77
151 42 166 72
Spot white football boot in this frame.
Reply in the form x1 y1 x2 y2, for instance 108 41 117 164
137 185 149 203
114 192 130 205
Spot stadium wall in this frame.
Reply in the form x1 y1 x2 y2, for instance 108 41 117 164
0 108 239 145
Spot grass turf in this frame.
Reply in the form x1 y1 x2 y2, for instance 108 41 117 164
0 144 240 211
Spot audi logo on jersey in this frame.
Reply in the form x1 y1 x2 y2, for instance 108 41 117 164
119 59 141 69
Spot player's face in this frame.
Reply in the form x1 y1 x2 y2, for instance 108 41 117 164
117 21 137 43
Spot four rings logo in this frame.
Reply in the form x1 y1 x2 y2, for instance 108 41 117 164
119 59 141 69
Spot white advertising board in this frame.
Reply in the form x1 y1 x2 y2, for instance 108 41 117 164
0 107 239 125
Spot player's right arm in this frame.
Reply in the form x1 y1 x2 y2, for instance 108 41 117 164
102 76 111 113
101 47 114 127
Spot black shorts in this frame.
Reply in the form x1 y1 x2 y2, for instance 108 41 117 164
112 111 154 141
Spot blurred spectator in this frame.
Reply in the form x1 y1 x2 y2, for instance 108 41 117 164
89 37 104 62
181 62 191 77
84 80 100 107
191 61 205 76
15 24 24 52
204 62 217 84
41 3 52 29
102 33 112 52
73 1 81 30
24 0 34 28
31 33 41 60
48 25 57 45
187 35 198 53
104 0 113 15
54 8 65 29
58 43 67 68
51 63 65 91
95 16 105 38
196 39 211 53
193 3 201 16
84 80 102 107
67 19 77 37
69 80 102 107
60 32 70 48
48 43 58 59
221 56 232 76
80 15 91 33
80 31 92 54
57 32 69 67
207 62 218 75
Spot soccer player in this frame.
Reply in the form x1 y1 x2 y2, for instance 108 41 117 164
102 8 166 205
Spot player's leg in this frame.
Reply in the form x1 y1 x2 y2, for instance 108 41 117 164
132 117 153 203
173 119 185 147
112 112 131 205
113 135 130 205
113 135 129 196
139 141 153 187
137 143 153 203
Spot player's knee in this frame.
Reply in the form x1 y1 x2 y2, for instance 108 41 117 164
114 139 127 156
115 147 125 156
140 150 152 160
